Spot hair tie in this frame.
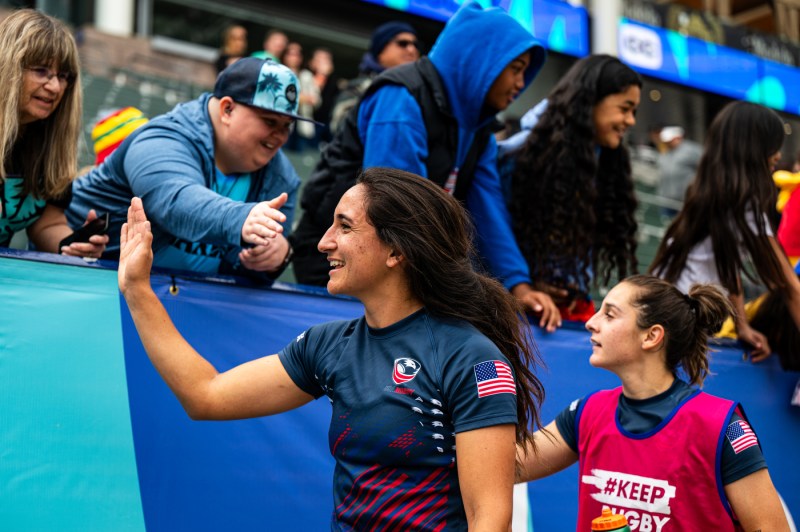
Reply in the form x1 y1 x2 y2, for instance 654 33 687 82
684 293 699 314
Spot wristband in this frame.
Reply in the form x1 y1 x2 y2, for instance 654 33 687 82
270 242 294 278
281 243 294 267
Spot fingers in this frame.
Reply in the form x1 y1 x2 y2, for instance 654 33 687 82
84 209 98 223
131 197 148 224
239 238 287 271
89 234 110 245
61 234 109 258
243 220 284 246
239 248 279 270
534 281 569 299
748 337 772 363
242 202 286 246
255 199 287 223
523 291 561 332
546 286 569 299
739 327 772 363
749 350 773 363
120 222 128 250
121 198 152 255
266 192 289 211
241 242 272 257
60 244 103 258
538 297 562 333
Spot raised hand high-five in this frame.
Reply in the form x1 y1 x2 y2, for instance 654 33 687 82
118 197 154 296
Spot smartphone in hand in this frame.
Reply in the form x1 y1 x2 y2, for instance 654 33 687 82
59 212 110 249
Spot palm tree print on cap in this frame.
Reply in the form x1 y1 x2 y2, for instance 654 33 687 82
253 63 299 114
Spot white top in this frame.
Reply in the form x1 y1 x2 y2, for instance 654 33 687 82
674 210 773 294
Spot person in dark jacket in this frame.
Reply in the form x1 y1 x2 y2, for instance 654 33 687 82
328 20 420 134
291 2 562 330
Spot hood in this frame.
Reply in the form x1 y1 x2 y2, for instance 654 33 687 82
151 94 215 155
358 52 385 75
428 1 545 130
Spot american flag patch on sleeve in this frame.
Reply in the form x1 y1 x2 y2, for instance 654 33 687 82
473 360 516 398
725 420 759 454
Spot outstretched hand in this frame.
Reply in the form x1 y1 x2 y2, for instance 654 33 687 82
511 282 562 333
118 197 154 295
738 324 772 363
241 192 288 247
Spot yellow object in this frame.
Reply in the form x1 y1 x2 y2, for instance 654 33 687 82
773 170 800 213
716 294 766 338
591 508 629 531
92 107 148 155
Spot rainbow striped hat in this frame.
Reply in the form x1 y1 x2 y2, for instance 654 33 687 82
92 107 149 165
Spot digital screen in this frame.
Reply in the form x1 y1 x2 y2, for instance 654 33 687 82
618 18 800 115
759 59 800 115
360 0 590 57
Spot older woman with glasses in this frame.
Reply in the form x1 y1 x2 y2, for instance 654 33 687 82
0 9 106 257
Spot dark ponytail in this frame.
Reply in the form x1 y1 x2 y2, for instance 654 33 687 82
624 275 733 385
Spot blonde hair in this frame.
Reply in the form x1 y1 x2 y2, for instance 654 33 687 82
0 9 82 199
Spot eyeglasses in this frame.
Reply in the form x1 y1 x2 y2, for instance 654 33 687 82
25 66 75 88
392 39 420 50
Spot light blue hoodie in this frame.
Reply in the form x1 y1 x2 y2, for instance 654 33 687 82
356 2 546 290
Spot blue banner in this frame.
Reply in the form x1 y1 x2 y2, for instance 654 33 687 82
0 251 797 529
618 18 800 116
360 0 589 57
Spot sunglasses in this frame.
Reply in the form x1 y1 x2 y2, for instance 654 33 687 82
392 39 420 50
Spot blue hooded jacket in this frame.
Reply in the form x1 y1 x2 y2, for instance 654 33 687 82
356 2 545 290
67 94 300 276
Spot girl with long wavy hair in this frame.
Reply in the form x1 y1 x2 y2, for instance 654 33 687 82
516 275 788 531
0 9 106 256
117 167 545 531
649 101 800 362
499 54 641 322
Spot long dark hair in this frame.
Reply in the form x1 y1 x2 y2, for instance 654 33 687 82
358 167 545 450
650 101 786 293
509 54 640 290
624 275 733 386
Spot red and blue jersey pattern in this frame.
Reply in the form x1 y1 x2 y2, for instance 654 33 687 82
280 309 517 530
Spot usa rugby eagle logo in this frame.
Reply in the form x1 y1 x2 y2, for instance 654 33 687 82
392 357 421 384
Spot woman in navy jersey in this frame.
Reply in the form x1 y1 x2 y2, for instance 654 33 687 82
118 167 545 531
516 275 788 531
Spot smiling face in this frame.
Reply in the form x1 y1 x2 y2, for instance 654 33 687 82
592 84 641 149
217 99 292 173
485 52 530 112
584 282 648 372
20 63 67 125
317 184 396 299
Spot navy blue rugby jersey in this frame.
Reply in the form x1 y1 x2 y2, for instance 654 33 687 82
279 308 518 531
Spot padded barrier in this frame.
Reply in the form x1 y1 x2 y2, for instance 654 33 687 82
0 250 796 530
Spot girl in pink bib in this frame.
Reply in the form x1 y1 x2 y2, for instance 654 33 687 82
516 275 789 531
